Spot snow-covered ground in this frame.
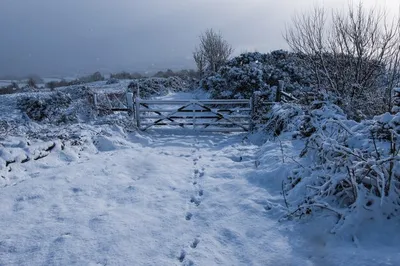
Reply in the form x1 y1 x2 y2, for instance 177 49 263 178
1 91 399 265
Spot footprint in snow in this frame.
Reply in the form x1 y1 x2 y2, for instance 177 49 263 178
190 238 200 249
71 187 83 193
264 203 272 211
185 212 193 221
229 155 243 162
178 249 186 262
190 196 201 206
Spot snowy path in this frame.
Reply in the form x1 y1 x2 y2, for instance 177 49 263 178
2 91 398 265
0 128 302 265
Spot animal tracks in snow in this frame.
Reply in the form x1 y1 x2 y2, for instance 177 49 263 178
178 249 186 262
185 212 193 221
190 195 201 206
178 140 207 264
190 238 200 249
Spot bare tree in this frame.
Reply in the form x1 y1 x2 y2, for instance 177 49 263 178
194 29 234 74
193 47 206 78
284 3 400 116
27 78 38 89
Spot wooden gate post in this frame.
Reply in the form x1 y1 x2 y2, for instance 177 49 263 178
250 91 262 131
136 82 140 99
250 92 255 131
135 97 141 128
126 92 134 117
93 93 99 115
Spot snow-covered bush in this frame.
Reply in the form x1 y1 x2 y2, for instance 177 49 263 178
110 71 142 80
0 121 18 138
392 88 400 114
272 98 400 231
46 79 79 89
204 63 268 99
0 83 20 95
128 76 188 98
27 78 38 89
260 103 306 136
200 50 314 99
203 49 397 120
17 91 74 123
79 72 105 83
17 86 96 124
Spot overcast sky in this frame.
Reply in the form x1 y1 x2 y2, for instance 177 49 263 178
0 0 398 77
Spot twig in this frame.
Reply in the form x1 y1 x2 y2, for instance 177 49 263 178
371 135 381 160
282 180 289 209
288 156 306 169
325 119 354 135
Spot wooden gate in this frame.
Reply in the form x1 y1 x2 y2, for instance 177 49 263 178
135 98 252 132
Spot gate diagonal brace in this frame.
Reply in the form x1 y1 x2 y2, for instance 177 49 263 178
140 103 176 123
141 102 194 130
193 102 249 131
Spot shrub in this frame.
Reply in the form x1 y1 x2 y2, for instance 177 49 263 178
17 91 75 123
79 72 104 83
45 79 81 89
267 97 400 232
110 72 133 80
200 50 313 99
0 82 20 95
27 78 38 89
127 76 187 98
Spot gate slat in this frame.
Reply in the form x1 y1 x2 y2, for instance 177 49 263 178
138 108 251 113
141 115 251 119
138 100 250 105
140 122 251 126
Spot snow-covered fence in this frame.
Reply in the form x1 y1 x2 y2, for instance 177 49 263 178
250 81 298 129
275 81 298 103
93 92 131 115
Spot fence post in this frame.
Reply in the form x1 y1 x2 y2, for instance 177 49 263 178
126 92 134 117
93 94 98 115
250 92 255 131
136 82 140 99
135 97 141 129
250 91 261 131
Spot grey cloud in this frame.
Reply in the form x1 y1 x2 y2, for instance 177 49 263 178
0 0 398 77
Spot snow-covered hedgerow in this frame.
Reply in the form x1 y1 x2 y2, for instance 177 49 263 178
201 50 314 99
128 76 189 98
17 92 73 122
274 97 400 231
16 86 96 124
